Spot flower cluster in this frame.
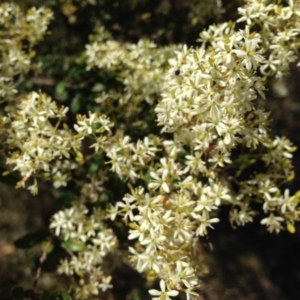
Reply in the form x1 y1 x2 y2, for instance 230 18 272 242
1 0 300 300
105 0 300 298
0 3 53 101
3 92 80 193
85 28 176 89
106 136 160 183
50 204 118 298
3 91 116 194
85 26 181 120
237 0 300 77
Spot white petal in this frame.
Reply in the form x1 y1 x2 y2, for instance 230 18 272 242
162 182 170 193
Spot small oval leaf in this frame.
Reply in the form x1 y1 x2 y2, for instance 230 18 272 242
287 222 296 234
59 291 73 300
64 239 86 252
14 231 48 249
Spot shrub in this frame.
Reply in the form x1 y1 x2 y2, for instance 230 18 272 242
1 0 300 299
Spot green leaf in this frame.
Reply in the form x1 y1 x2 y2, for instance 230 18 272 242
41 240 54 254
58 291 73 300
88 161 99 174
88 153 105 174
64 239 86 252
103 13 112 20
92 83 105 92
14 230 48 249
70 95 81 114
57 191 78 206
45 0 59 6
56 81 66 95
144 169 151 185
132 289 142 300
287 222 296 234
157 28 166 36
55 81 68 101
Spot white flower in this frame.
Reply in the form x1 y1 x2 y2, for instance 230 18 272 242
98 276 113 292
149 280 179 300
261 214 284 234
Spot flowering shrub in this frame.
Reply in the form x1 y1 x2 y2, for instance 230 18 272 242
1 0 300 299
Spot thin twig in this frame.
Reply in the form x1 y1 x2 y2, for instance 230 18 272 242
33 239 51 288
